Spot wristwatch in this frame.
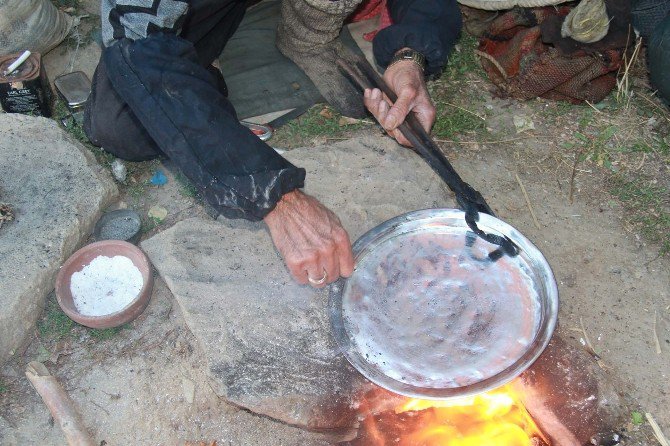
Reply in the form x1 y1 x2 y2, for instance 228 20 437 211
388 49 426 72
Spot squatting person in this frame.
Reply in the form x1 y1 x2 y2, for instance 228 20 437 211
84 0 462 287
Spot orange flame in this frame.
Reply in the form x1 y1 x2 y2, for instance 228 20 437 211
389 385 545 446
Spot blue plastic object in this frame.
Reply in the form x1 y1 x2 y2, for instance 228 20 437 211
150 169 168 186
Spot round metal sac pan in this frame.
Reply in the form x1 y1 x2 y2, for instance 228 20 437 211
329 209 558 400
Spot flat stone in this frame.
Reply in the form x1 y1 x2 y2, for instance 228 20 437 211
0 114 117 363
141 136 453 436
511 333 626 446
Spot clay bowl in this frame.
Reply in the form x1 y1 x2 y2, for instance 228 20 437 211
55 240 153 329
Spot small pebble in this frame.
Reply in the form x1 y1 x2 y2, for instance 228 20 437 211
111 159 127 182
148 205 168 222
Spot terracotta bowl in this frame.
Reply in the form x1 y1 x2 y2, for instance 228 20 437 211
55 240 153 329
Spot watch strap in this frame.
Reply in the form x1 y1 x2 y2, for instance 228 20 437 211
388 49 426 71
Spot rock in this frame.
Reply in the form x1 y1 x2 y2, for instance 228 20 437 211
182 378 195 404
0 114 117 363
511 334 626 446
148 205 168 222
513 115 535 133
111 159 127 183
141 136 453 436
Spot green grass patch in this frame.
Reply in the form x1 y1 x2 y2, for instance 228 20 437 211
431 103 487 140
620 137 670 156
88 325 127 341
127 180 150 203
564 102 670 256
38 299 74 341
273 106 371 148
428 35 488 141
444 33 484 79
610 176 670 256
564 125 619 171
53 101 88 144
142 215 162 233
53 100 116 168
50 0 81 10
631 411 645 425
538 100 577 121
0 378 7 394
175 172 199 198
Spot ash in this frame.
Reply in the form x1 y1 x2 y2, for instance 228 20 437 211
70 255 143 316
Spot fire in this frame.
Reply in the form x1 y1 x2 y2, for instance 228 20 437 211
376 385 545 446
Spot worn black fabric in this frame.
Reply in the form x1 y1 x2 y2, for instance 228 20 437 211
180 0 248 65
84 57 163 162
86 0 460 221
373 0 462 76
102 34 306 220
83 57 229 161
87 0 306 220
649 12 670 104
632 0 670 40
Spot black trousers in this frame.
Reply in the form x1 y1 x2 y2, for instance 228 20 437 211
84 1 244 161
83 0 305 220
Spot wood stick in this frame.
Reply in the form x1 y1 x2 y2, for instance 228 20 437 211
646 412 669 446
474 49 509 80
434 135 554 145
569 148 585 204
653 310 662 355
580 318 606 369
441 101 486 121
25 362 95 446
515 173 541 230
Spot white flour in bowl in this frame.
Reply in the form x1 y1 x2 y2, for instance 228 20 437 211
70 255 143 316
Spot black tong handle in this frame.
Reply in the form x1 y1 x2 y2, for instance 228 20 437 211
337 57 519 259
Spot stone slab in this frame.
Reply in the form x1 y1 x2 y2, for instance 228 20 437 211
141 136 454 435
0 114 118 363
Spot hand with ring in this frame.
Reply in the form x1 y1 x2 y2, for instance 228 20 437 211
308 269 328 286
264 190 354 288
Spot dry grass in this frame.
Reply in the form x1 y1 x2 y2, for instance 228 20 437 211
432 33 670 257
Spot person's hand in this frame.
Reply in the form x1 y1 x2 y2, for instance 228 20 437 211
264 190 354 288
363 54 436 147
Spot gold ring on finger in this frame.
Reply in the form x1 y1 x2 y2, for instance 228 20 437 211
308 269 328 286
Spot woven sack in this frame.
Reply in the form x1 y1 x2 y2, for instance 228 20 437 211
0 0 74 57
477 6 625 104
458 0 569 12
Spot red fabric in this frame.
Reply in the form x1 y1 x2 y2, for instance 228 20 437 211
478 7 623 104
348 0 393 42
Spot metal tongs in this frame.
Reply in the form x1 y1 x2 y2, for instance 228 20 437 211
337 57 519 260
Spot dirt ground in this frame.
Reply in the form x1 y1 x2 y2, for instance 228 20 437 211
1 1 669 445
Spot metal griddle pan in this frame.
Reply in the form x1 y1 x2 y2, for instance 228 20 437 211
329 209 558 400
